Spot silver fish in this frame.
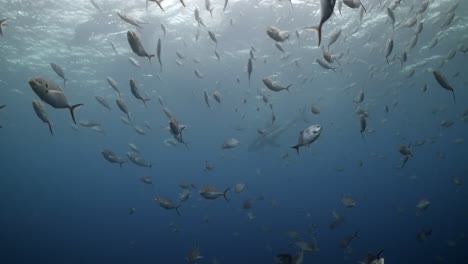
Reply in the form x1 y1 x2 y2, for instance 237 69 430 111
262 77 291 93
385 38 393 64
328 29 341 51
247 58 253 87
128 57 141 68
304 0 337 46
266 26 289 42
203 90 210 108
117 12 143 28
199 185 230 201
441 12 455 28
316 58 335 71
160 23 166 37
116 98 131 121
127 31 155 63
0 19 8 36
126 151 152 168
386 8 395 31
291 124 322 154
101 149 126 167
95 96 111 111
205 0 214 17
28 77 82 124
154 196 181 216
194 69 205 79
224 0 229 11
109 41 118 55
433 70 455 103
208 30 218 50
194 8 206 27
342 0 366 12
156 38 162 72
50 63 67 87
130 79 150 109
106 76 120 97
213 91 221 103
32 100 53 135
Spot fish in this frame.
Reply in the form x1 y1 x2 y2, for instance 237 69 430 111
160 23 166 37
433 70 456 103
0 19 8 36
341 195 356 207
359 114 366 138
417 1 429 14
304 0 337 46
179 0 186 7
213 91 221 103
441 12 455 28
275 42 285 53
327 29 341 51
208 30 218 50
291 124 322 154
79 120 100 128
247 58 253 87
386 8 395 31
205 0 214 17
416 228 432 243
194 8 206 27
408 34 418 49
362 250 384 264
101 149 126 167
342 0 366 12
266 26 289 42
176 51 186 60
330 210 345 229
126 151 152 168
311 105 320 114
0 105 5 110
199 185 230 201
222 138 240 149
116 98 131 121
223 0 229 11
316 58 335 71
95 96 111 111
262 77 291 93
203 90 210 108
127 31 155 64
117 12 144 28
194 69 205 79
32 100 53 135
128 57 141 68
340 232 359 249
109 41 118 55
353 91 364 103
185 245 203 263
385 38 393 64
28 77 82 124
169 118 189 149
156 38 162 72
50 63 68 87
130 79 150 109
154 196 181 215
90 0 102 12
106 77 120 97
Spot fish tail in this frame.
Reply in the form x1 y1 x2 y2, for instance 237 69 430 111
223 187 230 201
175 205 182 216
119 160 126 168
210 8 214 17
291 145 300 155
47 122 54 136
148 54 155 64
386 56 389 65
143 99 150 109
286 84 292 93
127 113 131 122
360 2 367 13
303 25 321 46
354 231 360 239
377 249 384 258
69 103 83 125
452 90 456 104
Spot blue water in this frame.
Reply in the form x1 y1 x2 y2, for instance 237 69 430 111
1 0 468 263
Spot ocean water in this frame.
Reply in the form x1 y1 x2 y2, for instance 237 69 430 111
1 0 467 263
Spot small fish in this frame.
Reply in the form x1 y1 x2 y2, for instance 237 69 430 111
160 23 166 37
328 29 342 51
291 124 322 154
109 41 119 55
247 58 253 87
213 91 221 103
311 105 320 114
262 77 291 93
385 38 393 64
433 70 455 103
32 100 53 135
179 0 186 7
222 138 240 149
194 8 206 27
106 76 120 97
0 19 8 36
223 0 229 11
343 0 366 12
126 151 152 168
117 12 144 28
304 0 337 46
214 50 220 61
156 38 162 72
266 26 289 42
275 42 285 53
128 57 141 68
101 149 126 167
154 196 181 216
208 30 218 50
359 114 366 138
95 96 111 111
199 185 230 201
441 12 455 28
194 69 205 79
130 79 150 109
116 98 131 121
203 90 210 108
205 0 214 17
386 8 395 31
316 58 335 71
90 0 102 12
127 31 155 64
50 63 68 87
146 0 165 12
185 245 203 263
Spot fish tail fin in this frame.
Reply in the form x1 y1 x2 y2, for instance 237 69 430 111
286 84 292 93
223 187 230 201
360 131 365 139
304 25 321 46
360 2 367 13
119 160 126 168
386 56 389 65
291 145 300 155
69 103 83 124
47 122 54 136
143 99 150 109
354 231 360 239
377 249 384 258
148 55 155 64
452 90 456 104
210 8 214 17
63 78 67 88
127 113 131 122
175 205 182 216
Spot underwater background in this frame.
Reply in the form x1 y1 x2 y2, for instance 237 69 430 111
0 0 467 263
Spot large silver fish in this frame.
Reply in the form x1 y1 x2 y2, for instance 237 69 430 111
127 31 155 63
304 0 337 46
291 124 322 154
28 77 82 124
130 79 150 109
262 77 291 93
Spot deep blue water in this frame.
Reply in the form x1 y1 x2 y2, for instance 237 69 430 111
1 0 468 263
